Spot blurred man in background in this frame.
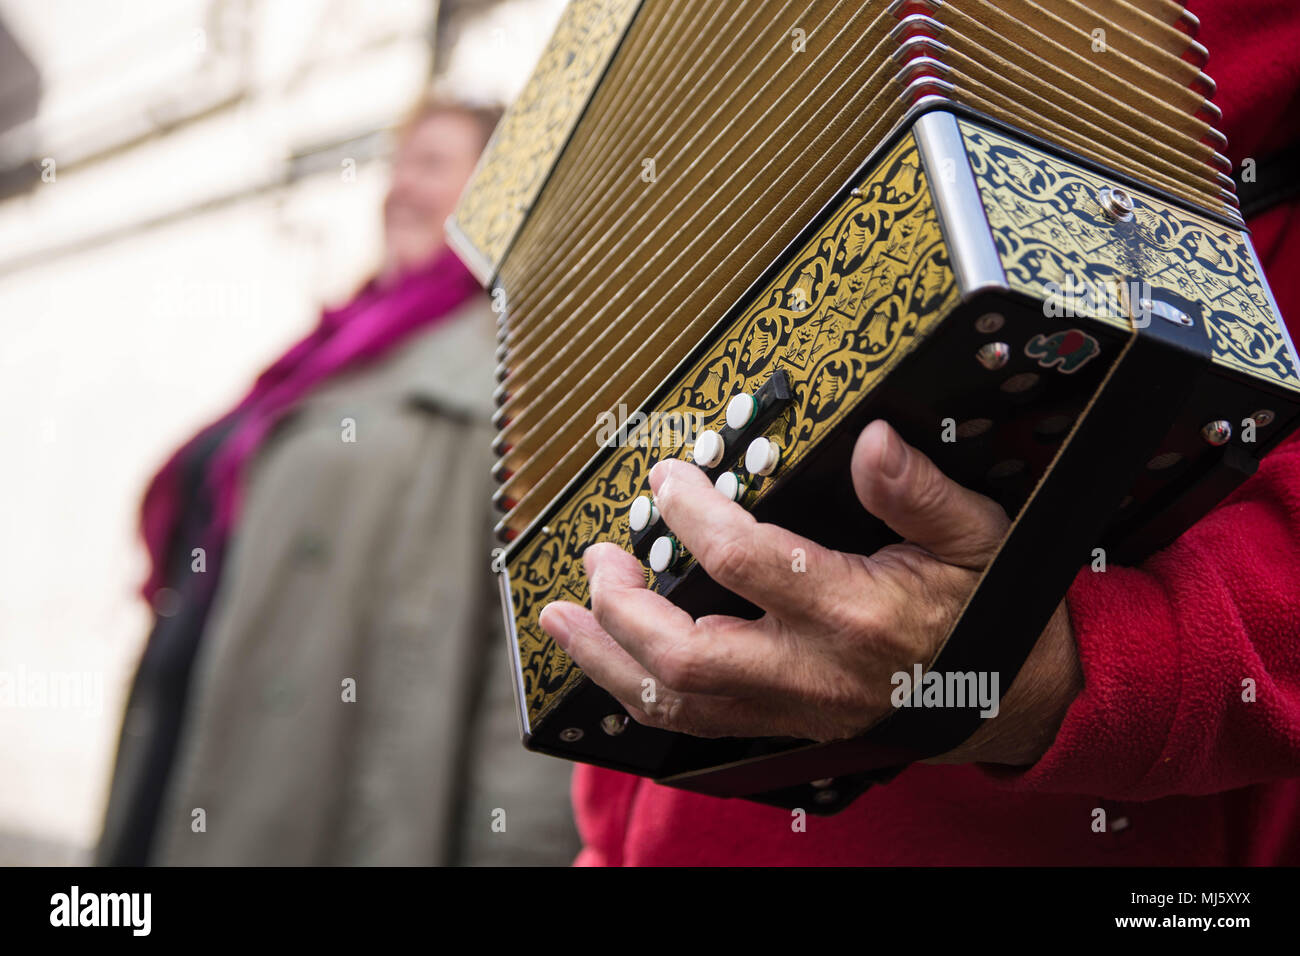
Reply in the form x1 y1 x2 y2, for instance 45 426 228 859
97 98 579 866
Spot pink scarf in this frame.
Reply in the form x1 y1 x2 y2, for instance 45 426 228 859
140 246 481 599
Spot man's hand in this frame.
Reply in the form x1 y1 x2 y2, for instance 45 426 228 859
538 420 1083 765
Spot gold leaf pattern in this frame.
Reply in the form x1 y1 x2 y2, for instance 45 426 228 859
450 0 642 273
964 121 1300 391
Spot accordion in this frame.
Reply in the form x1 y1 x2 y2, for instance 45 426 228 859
448 0 1300 813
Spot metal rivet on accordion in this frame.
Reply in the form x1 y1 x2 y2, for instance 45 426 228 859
1201 420 1233 446
975 312 1005 334
726 392 759 430
1097 185 1136 222
648 535 680 573
601 714 629 736
744 437 781 477
628 495 658 532
1251 409 1276 428
714 471 747 502
850 187 863 198
692 429 726 468
559 728 583 743
976 342 1011 370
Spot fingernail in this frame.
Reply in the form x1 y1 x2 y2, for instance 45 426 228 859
880 424 907 478
539 602 569 645
648 459 671 493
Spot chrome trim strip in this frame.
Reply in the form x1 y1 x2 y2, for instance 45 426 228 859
913 110 1007 299
496 560 534 739
445 215 497 287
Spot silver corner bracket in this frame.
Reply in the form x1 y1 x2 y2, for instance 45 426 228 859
913 110 1007 300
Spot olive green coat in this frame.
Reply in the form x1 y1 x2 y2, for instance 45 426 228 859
152 299 579 865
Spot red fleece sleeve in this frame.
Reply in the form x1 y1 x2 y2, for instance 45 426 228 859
995 428 1300 798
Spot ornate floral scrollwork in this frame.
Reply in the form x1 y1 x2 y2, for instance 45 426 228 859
452 0 643 272
964 121 1300 391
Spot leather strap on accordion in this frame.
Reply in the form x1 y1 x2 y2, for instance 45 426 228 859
665 293 1224 799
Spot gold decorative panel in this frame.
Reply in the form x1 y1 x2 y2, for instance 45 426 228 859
962 120 1300 392
449 0 643 277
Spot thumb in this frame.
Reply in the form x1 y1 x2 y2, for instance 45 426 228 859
851 420 1010 570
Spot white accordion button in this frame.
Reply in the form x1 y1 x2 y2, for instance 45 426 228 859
745 437 781 477
726 393 758 430
628 495 657 532
648 535 678 573
692 429 726 468
714 471 746 502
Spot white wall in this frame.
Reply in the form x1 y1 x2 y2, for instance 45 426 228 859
0 0 565 861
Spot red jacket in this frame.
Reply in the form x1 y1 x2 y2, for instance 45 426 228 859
572 0 1300 865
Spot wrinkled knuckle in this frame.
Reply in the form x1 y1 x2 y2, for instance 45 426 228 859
865 596 899 633
821 594 873 637
911 462 952 518
708 534 752 587
635 692 682 732
858 601 901 644
899 549 941 588
655 643 706 693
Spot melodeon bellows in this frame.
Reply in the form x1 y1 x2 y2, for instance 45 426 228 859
448 0 1300 813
